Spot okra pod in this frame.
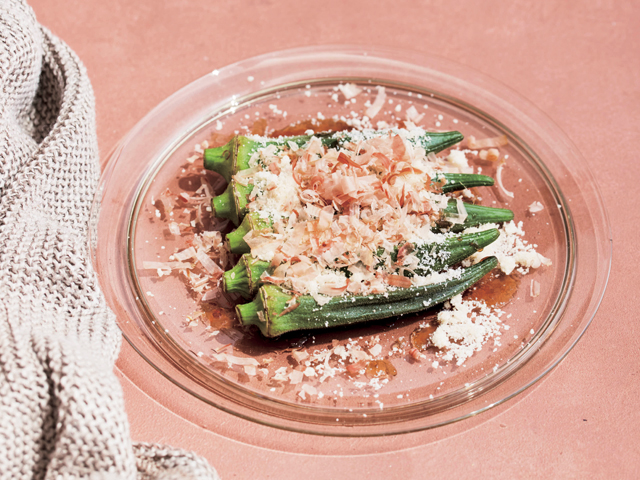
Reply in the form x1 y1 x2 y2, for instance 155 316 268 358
402 228 500 276
433 172 495 193
438 199 514 232
205 130 464 183
218 171 500 234
412 130 464 153
223 254 270 299
225 228 500 298
211 180 252 226
226 212 273 254
204 133 339 183
223 186 510 257
236 256 498 337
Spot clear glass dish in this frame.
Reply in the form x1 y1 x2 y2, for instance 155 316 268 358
90 46 611 436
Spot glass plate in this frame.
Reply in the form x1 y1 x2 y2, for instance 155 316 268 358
90 46 611 436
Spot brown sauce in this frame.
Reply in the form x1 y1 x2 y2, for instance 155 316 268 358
410 324 438 351
365 359 397 379
465 271 520 308
251 118 268 136
206 131 234 148
204 304 236 330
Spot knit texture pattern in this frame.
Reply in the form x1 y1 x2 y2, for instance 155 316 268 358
0 2 220 479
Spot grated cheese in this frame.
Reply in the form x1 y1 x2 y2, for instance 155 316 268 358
463 221 552 275
431 295 504 365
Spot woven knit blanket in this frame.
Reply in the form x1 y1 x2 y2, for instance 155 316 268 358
0 2 219 478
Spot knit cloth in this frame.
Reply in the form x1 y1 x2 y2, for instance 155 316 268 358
0 2 220 479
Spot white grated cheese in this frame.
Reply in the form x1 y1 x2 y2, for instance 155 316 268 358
463 221 552 275
431 295 504 365
446 150 473 174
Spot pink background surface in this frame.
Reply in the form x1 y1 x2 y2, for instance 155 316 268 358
29 1 639 478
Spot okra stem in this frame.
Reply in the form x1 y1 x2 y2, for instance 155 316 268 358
223 254 270 299
211 180 253 226
237 256 498 337
226 212 273 254
211 182 236 224
203 137 235 182
222 261 253 299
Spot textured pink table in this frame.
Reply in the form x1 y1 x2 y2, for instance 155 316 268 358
30 1 640 478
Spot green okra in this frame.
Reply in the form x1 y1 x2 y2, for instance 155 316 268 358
225 228 500 299
433 173 495 193
223 254 270 299
205 130 464 184
236 256 498 338
217 171 499 233
437 199 514 232
410 130 464 153
226 212 273 254
209 130 470 226
398 228 499 276
211 180 252 226
204 133 339 183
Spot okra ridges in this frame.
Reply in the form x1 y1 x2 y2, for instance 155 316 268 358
211 183 238 225
203 138 235 182
439 200 514 232
439 173 495 193
237 256 498 337
226 216 253 254
223 261 251 299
